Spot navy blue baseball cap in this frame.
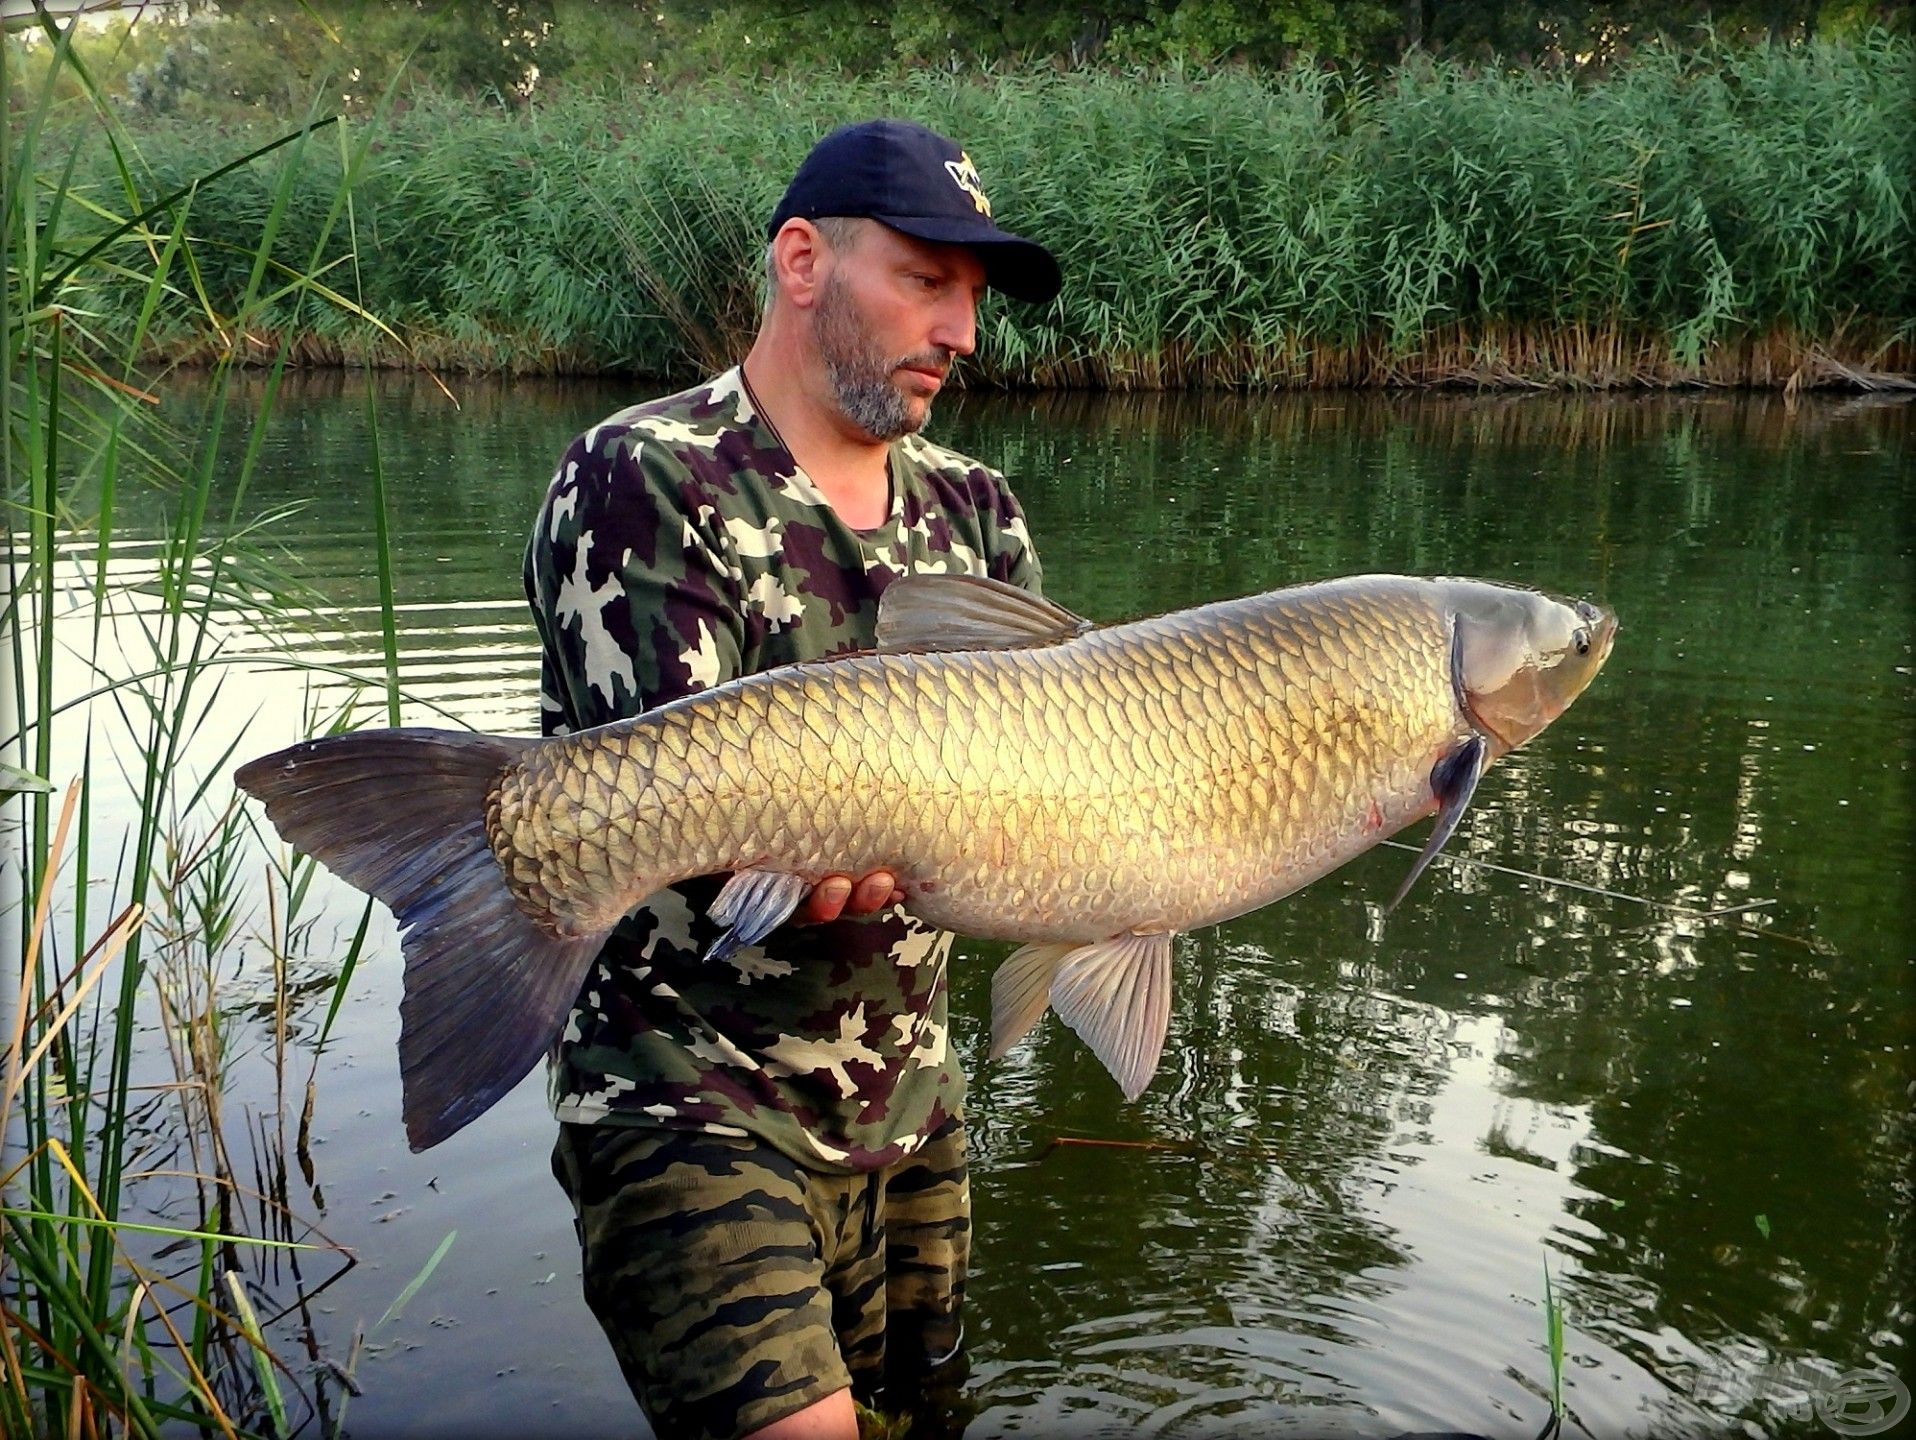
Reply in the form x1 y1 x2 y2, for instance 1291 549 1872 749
768 119 1061 305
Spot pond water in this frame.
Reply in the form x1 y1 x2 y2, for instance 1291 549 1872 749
25 376 1913 1438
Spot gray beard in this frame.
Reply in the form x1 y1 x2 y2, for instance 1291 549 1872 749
815 271 935 442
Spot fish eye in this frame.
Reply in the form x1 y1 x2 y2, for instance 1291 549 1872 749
1572 627 1591 656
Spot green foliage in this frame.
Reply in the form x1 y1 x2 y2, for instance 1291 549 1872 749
1104 0 1397 67
46 30 1914 387
13 0 1911 123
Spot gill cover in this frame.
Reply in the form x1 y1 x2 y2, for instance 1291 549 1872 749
1439 580 1617 755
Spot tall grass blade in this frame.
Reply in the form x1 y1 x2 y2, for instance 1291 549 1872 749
1542 1258 1566 1434
363 372 402 724
374 1230 457 1333
222 1272 288 1436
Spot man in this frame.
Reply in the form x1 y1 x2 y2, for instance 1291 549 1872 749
524 119 1061 1440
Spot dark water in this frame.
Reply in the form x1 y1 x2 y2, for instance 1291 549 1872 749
52 376 1915 1437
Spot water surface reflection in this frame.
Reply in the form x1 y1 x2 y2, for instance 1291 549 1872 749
39 377 1910 1437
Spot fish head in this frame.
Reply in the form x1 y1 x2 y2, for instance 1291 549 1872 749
1438 580 1617 756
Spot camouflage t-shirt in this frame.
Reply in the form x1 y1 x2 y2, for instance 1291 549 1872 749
523 366 1042 1175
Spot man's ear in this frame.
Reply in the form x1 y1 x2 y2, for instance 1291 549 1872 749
770 219 828 310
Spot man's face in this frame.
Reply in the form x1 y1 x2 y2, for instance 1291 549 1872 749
812 222 986 441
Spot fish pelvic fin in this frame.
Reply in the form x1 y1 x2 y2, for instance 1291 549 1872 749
1386 732 1489 914
989 941 1077 1060
1049 932 1177 1103
875 574 1091 653
707 867 811 962
235 729 605 1151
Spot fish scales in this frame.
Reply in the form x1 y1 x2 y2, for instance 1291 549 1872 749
491 582 1465 947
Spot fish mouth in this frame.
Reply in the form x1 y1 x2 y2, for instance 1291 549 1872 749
1594 608 1620 663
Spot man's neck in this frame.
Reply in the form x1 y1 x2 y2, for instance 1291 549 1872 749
741 342 892 531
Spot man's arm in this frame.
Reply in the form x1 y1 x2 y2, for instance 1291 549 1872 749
973 461 1044 596
525 427 744 736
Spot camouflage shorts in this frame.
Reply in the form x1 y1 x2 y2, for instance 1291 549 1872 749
550 1115 970 1440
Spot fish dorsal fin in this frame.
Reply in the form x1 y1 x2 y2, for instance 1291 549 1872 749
1048 932 1176 1102
875 574 1092 653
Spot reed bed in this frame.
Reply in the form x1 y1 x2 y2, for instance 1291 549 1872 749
3 20 428 1437
52 32 1916 389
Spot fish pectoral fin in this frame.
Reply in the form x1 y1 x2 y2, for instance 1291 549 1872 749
988 941 1077 1059
1386 732 1489 913
875 574 1092 653
1048 932 1176 1102
707 867 811 961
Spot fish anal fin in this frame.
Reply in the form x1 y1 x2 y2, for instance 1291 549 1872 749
1048 932 1176 1102
988 941 1077 1059
707 867 810 962
1386 732 1488 913
876 574 1091 653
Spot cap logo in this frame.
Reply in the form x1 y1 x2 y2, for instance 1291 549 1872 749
944 152 992 218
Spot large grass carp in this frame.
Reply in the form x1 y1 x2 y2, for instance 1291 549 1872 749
235 573 1615 1149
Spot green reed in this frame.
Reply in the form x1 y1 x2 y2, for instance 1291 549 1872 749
1542 1258 1566 1434
49 30 1915 388
2 17 416 1437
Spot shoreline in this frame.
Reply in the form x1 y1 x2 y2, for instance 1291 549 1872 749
137 325 1914 392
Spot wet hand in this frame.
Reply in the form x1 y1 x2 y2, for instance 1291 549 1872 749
794 870 904 925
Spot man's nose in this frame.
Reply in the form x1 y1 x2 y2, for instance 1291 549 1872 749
932 295 977 358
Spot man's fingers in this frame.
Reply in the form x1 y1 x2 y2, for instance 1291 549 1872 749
791 871 898 926
797 875 853 925
848 871 898 916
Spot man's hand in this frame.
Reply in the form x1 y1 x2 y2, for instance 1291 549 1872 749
794 870 904 925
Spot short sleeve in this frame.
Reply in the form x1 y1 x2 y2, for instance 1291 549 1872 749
524 425 745 735
978 468 1043 596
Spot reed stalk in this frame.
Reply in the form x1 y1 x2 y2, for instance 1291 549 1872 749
2 14 416 1436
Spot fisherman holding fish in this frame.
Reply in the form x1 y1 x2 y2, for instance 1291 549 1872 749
236 110 1618 1440
525 121 1061 1440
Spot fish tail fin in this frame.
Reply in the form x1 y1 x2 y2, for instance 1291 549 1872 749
235 730 606 1151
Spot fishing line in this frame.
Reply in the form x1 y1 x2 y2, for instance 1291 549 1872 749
1375 839 1824 951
